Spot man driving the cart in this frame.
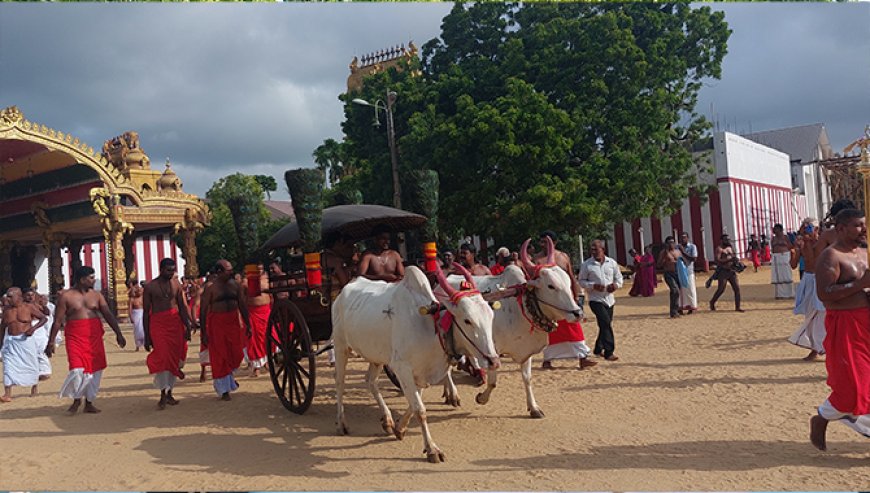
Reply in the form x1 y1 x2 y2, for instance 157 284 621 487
358 225 404 283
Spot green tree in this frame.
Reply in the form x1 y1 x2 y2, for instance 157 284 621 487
196 173 288 272
254 175 278 200
339 2 729 248
313 138 347 187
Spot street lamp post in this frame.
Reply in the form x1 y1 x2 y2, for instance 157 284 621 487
352 90 401 210
353 90 407 258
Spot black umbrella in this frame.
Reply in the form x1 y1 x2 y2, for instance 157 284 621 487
261 204 428 250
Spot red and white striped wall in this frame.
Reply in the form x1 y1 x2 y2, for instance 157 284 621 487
50 233 186 291
611 183 809 267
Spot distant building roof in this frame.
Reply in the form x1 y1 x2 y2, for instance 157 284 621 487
264 200 295 221
743 123 833 164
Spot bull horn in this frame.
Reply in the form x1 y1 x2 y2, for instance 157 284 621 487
452 263 477 290
545 235 555 265
519 238 536 278
435 265 459 299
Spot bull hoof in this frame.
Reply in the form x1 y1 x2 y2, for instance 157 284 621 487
337 423 349 436
394 427 406 441
475 393 489 405
426 450 446 463
530 408 545 419
381 417 395 435
444 396 461 407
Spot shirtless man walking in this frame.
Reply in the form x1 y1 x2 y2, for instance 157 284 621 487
1 288 45 401
200 260 251 400
245 263 272 377
359 225 404 282
47 266 126 414
658 236 682 318
810 208 870 450
128 280 145 351
788 219 826 360
709 234 744 312
143 258 192 409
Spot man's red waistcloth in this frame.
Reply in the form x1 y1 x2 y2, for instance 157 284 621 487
146 308 186 378
824 307 870 415
65 318 106 373
207 310 245 380
548 320 585 345
246 304 270 362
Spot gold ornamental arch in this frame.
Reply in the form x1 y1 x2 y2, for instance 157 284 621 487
0 105 210 319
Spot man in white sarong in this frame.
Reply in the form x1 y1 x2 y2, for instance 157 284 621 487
128 281 145 351
770 224 795 299
24 289 52 381
1 288 45 401
678 232 699 314
788 219 826 361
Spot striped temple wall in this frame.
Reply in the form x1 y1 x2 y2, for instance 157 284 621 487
34 233 185 293
611 181 808 268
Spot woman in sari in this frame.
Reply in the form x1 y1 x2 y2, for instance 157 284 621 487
630 246 658 297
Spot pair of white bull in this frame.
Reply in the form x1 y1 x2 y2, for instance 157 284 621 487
331 237 581 463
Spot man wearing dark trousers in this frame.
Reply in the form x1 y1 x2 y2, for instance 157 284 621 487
579 239 624 361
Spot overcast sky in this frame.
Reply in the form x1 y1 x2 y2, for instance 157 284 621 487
1 2 868 200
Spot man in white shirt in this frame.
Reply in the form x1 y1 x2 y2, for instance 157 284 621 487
579 239 624 361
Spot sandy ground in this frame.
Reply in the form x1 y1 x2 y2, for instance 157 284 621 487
2 268 870 491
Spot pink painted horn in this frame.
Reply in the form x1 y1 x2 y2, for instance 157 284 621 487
435 264 459 298
452 263 478 290
519 238 536 279
544 235 555 265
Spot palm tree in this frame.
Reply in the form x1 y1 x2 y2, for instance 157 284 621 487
313 138 345 187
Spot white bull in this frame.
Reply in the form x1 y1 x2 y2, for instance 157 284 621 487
441 236 581 418
332 265 499 463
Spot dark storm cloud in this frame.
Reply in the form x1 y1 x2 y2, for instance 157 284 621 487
1 3 867 198
700 3 870 151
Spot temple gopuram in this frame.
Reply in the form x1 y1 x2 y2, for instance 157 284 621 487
0 106 209 320
347 41 419 92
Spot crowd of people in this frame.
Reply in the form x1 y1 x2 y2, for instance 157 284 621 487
3 201 870 454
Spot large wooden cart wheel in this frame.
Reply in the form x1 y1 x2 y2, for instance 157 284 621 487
266 298 316 414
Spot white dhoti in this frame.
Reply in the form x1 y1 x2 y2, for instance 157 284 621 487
771 252 794 299
58 368 103 401
679 272 698 310
543 341 591 361
2 334 40 387
819 399 870 438
153 371 177 391
789 272 826 353
130 308 145 349
30 325 52 377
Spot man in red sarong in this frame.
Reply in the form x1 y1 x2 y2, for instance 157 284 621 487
245 263 271 377
144 258 192 410
535 231 597 370
811 208 870 450
200 259 251 401
46 266 126 415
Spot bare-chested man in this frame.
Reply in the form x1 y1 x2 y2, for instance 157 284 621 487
658 236 683 318
810 208 870 451
23 288 51 381
770 224 795 299
143 258 192 409
1 288 45 401
245 262 272 377
535 231 596 370
459 242 492 276
267 262 289 301
47 266 126 414
359 225 405 282
709 234 744 312
200 260 251 400
128 280 145 351
788 219 826 360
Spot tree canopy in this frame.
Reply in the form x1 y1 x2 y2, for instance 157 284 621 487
195 173 287 273
333 2 730 250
